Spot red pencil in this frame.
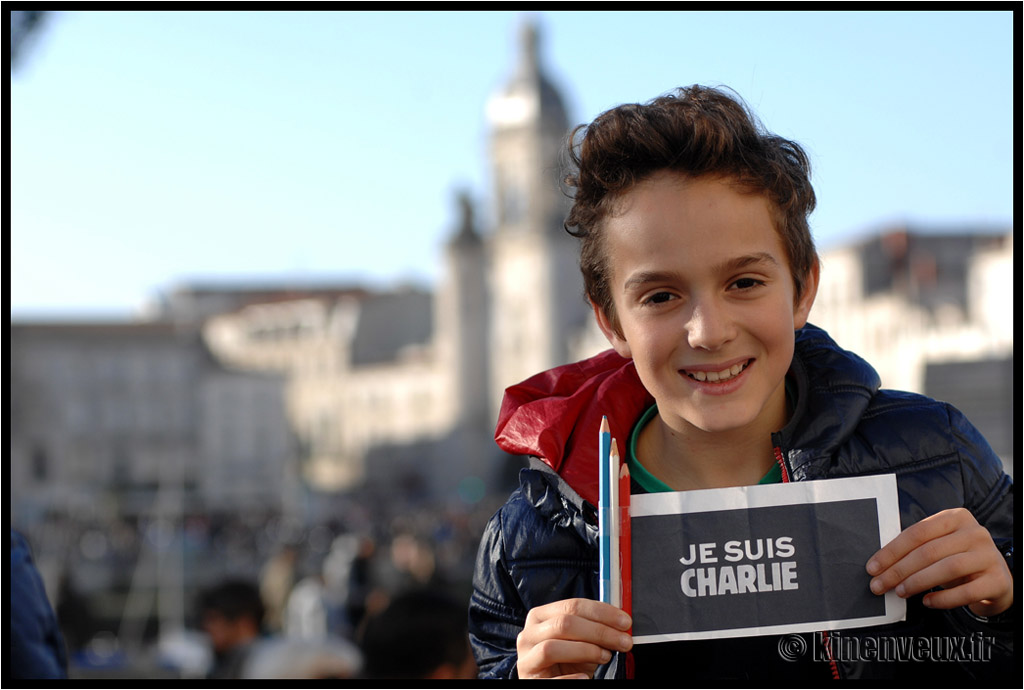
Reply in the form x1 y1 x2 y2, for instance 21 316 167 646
618 458 632 628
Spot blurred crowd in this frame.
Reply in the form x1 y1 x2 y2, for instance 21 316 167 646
10 492 507 680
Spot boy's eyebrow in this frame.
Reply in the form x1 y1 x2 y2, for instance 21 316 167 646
622 270 683 292
714 252 780 274
622 252 781 292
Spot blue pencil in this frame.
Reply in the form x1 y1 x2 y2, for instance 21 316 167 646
598 416 613 604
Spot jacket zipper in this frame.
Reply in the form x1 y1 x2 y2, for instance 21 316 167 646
772 444 791 483
773 441 842 680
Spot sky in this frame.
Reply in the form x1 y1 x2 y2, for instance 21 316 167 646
10 10 1015 320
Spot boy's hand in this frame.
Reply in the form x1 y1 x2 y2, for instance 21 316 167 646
516 598 633 679
866 507 1013 617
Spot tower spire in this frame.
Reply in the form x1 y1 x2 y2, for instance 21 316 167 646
517 20 540 80
486 18 568 131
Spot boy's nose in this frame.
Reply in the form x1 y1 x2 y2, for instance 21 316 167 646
685 299 735 351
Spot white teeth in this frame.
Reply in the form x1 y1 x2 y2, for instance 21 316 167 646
686 361 748 383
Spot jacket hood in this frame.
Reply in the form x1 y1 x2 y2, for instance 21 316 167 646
495 349 653 507
778 325 881 480
494 325 882 507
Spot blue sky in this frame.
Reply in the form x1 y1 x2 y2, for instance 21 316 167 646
10 10 1014 319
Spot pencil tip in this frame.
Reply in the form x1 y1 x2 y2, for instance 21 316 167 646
601 416 610 432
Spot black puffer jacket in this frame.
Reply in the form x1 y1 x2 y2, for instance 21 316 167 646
470 325 1013 680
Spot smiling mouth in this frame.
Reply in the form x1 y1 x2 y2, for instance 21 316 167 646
683 359 752 383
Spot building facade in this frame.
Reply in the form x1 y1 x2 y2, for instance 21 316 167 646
198 22 594 505
11 322 294 524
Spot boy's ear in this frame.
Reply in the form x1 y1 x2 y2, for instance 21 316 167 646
593 302 632 359
793 258 820 329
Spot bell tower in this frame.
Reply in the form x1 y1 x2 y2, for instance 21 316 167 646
486 21 588 410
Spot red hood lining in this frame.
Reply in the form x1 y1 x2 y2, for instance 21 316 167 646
495 350 654 506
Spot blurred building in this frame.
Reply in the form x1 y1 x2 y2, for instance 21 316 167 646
9 321 296 651
9 21 588 655
10 322 294 523
811 227 1014 475
197 22 591 506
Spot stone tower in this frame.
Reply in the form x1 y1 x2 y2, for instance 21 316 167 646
433 189 497 492
485 21 588 412
436 190 491 431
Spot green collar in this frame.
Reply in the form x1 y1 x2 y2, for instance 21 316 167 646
627 404 783 493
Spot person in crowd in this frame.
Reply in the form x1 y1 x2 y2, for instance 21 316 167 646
259 544 298 634
197 579 266 679
359 587 477 679
284 566 329 640
10 530 69 679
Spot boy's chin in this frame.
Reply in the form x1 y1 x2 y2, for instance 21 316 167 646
672 405 763 435
688 418 753 435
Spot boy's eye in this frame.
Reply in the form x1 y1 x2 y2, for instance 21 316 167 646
643 291 676 306
731 277 764 290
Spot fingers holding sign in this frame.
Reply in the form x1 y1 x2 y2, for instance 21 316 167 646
866 508 1013 618
516 598 632 679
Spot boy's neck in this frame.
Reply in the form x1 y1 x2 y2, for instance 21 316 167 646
637 395 789 491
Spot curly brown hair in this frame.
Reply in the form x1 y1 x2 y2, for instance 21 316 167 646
563 85 818 334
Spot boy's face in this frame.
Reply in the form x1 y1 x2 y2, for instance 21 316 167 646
595 171 817 437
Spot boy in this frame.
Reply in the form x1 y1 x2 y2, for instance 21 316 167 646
468 86 1013 680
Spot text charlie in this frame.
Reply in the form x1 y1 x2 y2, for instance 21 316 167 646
679 538 798 598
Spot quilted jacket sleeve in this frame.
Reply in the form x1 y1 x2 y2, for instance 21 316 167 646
469 496 528 679
942 403 1015 674
468 467 618 679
